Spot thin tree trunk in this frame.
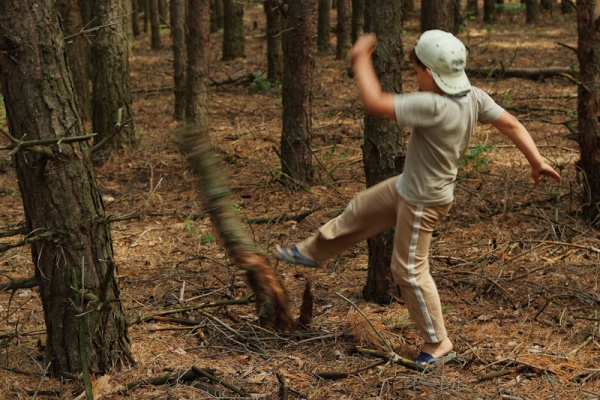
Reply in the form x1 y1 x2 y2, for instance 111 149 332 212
0 0 132 376
186 0 211 129
264 0 284 82
336 0 351 60
150 0 161 49
362 1 405 304
171 0 187 120
318 0 331 52
351 0 365 43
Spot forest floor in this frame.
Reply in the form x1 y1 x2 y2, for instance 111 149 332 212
1 4 598 400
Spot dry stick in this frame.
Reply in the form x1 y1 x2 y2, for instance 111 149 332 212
567 335 593 358
191 366 248 397
124 367 217 392
314 359 389 380
356 347 425 372
127 296 253 326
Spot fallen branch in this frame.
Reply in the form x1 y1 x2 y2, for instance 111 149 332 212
123 367 217 393
127 296 253 326
314 359 388 380
466 66 575 80
356 347 426 372
0 276 38 292
244 208 320 225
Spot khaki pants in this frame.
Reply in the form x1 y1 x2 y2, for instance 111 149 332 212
303 176 452 343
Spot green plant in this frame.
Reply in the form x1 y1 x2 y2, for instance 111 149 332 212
459 144 498 176
200 232 216 245
251 73 278 92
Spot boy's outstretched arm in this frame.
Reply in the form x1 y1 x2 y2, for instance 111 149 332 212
350 34 396 120
492 111 561 183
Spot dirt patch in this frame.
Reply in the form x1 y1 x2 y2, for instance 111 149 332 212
1 5 598 400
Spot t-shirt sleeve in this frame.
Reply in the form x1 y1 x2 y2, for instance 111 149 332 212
394 92 440 128
473 87 505 124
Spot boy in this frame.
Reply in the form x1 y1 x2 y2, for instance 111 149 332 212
274 30 561 364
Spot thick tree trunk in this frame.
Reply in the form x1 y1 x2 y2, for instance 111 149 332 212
421 0 459 33
171 0 187 120
91 0 136 153
222 0 245 60
264 0 284 82
281 0 318 184
362 1 405 304
0 0 132 376
577 0 600 225
58 0 92 123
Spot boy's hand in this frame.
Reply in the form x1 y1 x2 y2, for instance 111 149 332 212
350 33 377 64
532 162 561 184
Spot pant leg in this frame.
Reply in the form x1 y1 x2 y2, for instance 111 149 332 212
302 177 399 262
390 196 452 343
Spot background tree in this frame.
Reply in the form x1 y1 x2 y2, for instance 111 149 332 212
187 0 211 129
483 0 496 23
336 0 352 59
211 0 224 32
0 0 133 376
222 0 245 60
525 0 540 23
91 0 136 154
576 0 600 225
421 0 459 33
58 0 92 122
264 0 284 82
362 0 406 303
150 0 161 49
132 0 142 37
352 0 365 43
171 0 187 120
158 0 168 24
318 0 331 52
281 0 318 183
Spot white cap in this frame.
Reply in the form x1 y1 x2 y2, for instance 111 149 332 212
415 30 471 95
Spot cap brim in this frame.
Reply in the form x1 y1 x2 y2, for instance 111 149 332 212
431 70 471 95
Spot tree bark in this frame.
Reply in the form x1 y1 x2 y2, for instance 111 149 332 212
421 0 459 33
211 0 224 32
58 0 93 122
525 0 540 23
149 0 161 49
281 0 318 184
186 0 211 129
171 0 187 120
352 0 365 43
362 1 405 304
576 0 600 225
91 0 136 153
264 0 284 82
336 0 352 60
0 0 132 376
318 0 331 52
222 0 245 60
483 0 496 23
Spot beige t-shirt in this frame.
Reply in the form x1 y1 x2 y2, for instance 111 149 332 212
394 86 505 206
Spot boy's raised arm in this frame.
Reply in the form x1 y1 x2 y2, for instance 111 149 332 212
350 34 396 120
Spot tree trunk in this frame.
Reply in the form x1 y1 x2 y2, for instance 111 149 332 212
91 0 136 153
149 0 161 49
222 0 245 61
158 0 168 24
352 0 365 43
0 0 132 376
211 0 224 32
171 0 187 120
483 0 496 23
281 0 318 184
421 0 459 33
525 0 539 23
132 0 141 36
186 0 211 129
264 0 284 82
317 0 331 52
58 0 93 122
576 0 600 225
362 1 406 304
336 0 351 60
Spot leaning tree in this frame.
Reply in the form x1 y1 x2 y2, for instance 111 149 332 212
0 0 133 377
